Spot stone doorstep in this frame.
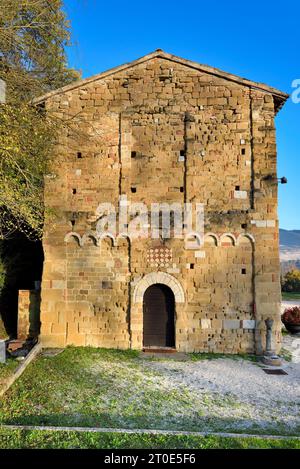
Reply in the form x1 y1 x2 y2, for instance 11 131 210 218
141 350 189 360
142 346 177 353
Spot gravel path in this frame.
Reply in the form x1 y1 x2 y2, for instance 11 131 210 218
142 358 300 406
282 334 300 363
138 355 300 433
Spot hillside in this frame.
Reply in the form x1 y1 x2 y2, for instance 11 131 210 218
280 229 300 272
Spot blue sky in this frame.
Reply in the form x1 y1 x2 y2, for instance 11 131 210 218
64 0 300 230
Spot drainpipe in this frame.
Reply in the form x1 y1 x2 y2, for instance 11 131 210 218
249 90 262 355
183 113 188 204
249 89 255 211
118 113 122 195
183 112 195 204
127 239 132 349
251 242 261 355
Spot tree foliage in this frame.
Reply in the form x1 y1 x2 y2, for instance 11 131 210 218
0 0 79 239
0 0 78 99
0 104 58 238
281 269 300 293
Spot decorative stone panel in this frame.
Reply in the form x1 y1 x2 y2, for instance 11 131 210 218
146 247 172 268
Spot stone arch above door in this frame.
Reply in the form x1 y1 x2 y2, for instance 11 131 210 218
133 272 185 304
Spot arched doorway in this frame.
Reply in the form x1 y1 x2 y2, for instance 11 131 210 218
143 283 175 348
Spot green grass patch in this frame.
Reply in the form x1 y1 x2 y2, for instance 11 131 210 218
0 429 299 449
0 359 19 385
282 292 300 301
280 348 293 362
189 352 258 363
0 346 298 436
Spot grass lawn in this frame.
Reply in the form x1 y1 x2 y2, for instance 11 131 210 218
282 292 300 300
0 346 299 445
0 428 299 449
0 359 19 388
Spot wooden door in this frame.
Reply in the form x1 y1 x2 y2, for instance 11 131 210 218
143 283 175 348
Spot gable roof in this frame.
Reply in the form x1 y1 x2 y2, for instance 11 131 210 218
33 49 289 113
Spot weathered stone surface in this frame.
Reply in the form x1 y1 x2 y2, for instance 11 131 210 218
242 320 256 330
18 291 31 340
223 320 240 330
201 319 211 329
0 340 5 364
262 355 282 367
18 290 41 340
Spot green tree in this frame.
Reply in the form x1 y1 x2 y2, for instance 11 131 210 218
0 0 79 239
282 269 300 293
0 0 78 100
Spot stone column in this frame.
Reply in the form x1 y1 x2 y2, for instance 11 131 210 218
18 290 31 340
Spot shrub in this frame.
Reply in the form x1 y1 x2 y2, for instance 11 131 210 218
281 269 300 293
281 306 300 324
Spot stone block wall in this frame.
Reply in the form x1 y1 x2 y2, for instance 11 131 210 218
18 290 41 340
39 52 286 353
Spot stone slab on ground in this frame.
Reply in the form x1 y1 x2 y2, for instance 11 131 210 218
0 340 5 364
140 351 190 361
7 340 25 352
1 424 300 440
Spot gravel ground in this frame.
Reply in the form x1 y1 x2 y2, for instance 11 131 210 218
140 356 300 432
281 300 300 313
282 334 300 363
142 357 300 406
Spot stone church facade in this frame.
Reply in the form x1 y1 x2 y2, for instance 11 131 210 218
35 50 288 354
